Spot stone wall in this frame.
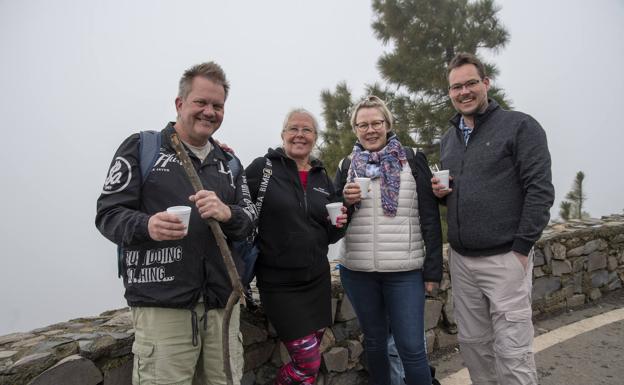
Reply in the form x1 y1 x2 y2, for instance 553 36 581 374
1 216 623 385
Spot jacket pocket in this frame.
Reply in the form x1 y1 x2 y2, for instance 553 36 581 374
132 340 155 383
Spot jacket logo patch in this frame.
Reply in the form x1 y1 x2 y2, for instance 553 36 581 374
102 156 131 194
313 187 330 196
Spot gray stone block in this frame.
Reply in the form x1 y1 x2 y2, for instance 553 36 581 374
442 290 456 328
587 252 607 272
102 312 132 327
440 273 451 291
533 248 545 266
571 257 586 273
0 350 18 359
425 329 436 355
567 245 585 258
323 347 349 372
424 300 443 331
326 370 369 385
533 266 545 278
241 370 255 385
573 272 584 293
551 242 567 260
331 298 338 324
551 260 572 276
612 234 624 244
567 294 586 307
331 319 360 343
543 243 553 265
102 357 132 385
607 256 618 271
589 288 602 301
336 296 357 322
243 340 275 372
583 239 608 255
532 277 561 300
591 270 609 288
0 333 36 346
320 328 336 353
240 318 268 346
345 340 363 361
28 355 103 385
436 330 458 349
608 272 622 290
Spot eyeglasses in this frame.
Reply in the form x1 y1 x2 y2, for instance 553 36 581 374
449 79 482 93
354 120 385 132
284 126 315 136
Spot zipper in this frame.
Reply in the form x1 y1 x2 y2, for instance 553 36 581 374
372 179 378 270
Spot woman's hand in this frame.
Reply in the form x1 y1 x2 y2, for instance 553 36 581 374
335 206 348 228
343 182 362 206
425 282 439 296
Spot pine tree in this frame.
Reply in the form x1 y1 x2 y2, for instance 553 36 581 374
318 0 512 166
559 201 571 221
565 171 588 220
371 0 511 159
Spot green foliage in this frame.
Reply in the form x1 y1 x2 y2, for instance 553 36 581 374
560 171 589 220
559 201 571 221
318 0 511 168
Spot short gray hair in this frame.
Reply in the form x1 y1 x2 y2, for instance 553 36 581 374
178 61 230 100
282 108 319 134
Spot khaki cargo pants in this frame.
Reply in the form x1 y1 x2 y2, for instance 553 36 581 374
450 248 537 385
131 303 243 385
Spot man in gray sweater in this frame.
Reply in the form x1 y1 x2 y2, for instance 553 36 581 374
432 52 554 385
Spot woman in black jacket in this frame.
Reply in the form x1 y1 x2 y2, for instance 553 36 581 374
245 108 347 385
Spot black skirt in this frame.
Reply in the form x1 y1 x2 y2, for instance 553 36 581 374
257 264 332 341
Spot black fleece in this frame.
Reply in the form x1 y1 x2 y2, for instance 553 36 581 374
245 147 345 283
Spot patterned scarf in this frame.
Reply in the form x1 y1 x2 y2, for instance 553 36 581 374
349 135 406 217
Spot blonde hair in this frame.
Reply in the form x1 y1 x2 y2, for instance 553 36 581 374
350 95 393 132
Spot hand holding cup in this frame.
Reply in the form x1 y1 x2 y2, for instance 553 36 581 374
326 202 347 227
343 182 363 206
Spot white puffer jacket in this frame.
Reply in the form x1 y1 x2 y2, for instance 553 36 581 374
339 163 425 272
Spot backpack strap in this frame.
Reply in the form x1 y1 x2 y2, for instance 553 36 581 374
225 152 241 180
138 130 162 184
118 130 161 278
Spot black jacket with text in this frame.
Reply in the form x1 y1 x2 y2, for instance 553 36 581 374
95 123 256 310
245 148 345 283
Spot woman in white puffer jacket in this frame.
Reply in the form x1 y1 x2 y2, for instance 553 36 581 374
334 95 442 385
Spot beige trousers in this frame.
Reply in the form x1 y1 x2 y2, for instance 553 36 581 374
450 248 537 385
131 303 243 385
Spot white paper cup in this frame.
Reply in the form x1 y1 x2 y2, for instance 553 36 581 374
354 177 372 198
326 202 343 225
433 170 450 190
167 206 192 234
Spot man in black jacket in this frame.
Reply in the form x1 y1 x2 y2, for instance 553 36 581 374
96 62 255 385
432 53 554 385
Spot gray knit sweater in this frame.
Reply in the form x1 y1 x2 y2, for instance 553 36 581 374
440 99 554 256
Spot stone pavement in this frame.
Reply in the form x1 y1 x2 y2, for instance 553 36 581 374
432 289 624 385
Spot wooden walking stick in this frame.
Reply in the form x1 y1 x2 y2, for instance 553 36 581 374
170 133 245 385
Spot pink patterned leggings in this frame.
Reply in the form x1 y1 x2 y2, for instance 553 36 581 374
274 329 325 385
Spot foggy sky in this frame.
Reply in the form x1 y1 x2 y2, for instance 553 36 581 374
0 0 622 335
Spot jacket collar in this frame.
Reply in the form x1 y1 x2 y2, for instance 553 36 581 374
267 147 324 169
162 122 229 163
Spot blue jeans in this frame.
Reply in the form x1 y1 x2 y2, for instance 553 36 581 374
340 267 431 385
